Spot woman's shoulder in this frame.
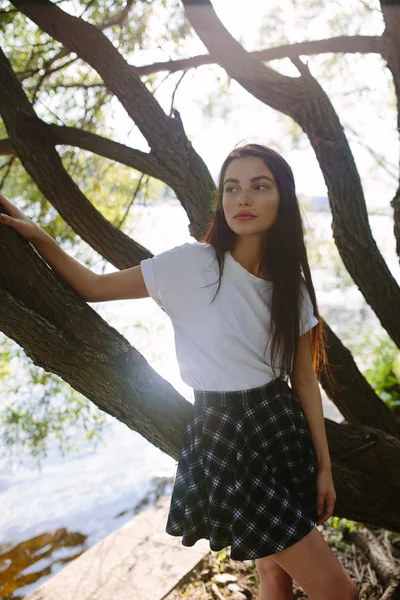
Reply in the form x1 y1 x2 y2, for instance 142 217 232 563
170 241 215 260
149 241 215 272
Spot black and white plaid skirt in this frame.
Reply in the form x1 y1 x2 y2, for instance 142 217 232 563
165 376 319 561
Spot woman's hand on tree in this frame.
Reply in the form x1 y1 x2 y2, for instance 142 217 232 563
0 193 45 242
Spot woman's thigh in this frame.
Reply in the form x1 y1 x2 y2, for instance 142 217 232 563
269 526 358 600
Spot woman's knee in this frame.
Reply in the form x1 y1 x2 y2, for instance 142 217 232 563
255 555 292 585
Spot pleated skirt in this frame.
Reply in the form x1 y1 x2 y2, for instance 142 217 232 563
165 376 319 560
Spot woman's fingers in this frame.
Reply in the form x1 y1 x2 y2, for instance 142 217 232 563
0 213 13 224
0 193 19 218
0 193 43 241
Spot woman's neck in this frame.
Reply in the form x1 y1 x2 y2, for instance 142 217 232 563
229 242 271 280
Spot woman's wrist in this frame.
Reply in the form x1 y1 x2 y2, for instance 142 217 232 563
317 461 332 472
30 226 51 245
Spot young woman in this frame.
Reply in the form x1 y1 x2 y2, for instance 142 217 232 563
0 144 358 600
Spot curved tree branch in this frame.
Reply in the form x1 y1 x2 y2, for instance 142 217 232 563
320 320 400 438
133 35 384 77
0 225 192 462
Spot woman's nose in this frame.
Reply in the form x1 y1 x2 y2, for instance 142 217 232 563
238 190 251 204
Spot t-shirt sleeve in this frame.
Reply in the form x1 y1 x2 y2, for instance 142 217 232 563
140 242 203 318
299 278 319 336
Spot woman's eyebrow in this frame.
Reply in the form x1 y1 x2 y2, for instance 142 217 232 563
223 175 274 185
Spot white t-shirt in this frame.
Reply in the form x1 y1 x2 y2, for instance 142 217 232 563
140 241 318 392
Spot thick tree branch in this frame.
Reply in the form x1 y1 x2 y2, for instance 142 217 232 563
379 2 400 260
325 417 400 531
320 320 400 438
133 35 384 77
182 0 400 349
20 0 136 106
180 1 308 115
0 124 204 199
47 125 168 181
0 226 193 462
391 185 400 260
0 126 180 184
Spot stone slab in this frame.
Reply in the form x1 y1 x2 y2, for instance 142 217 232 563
24 494 210 600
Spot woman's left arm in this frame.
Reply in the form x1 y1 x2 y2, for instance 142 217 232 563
290 332 336 524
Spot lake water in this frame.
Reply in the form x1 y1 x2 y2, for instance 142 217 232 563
0 199 398 598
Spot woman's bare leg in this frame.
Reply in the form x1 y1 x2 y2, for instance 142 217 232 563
255 555 293 600
270 526 358 600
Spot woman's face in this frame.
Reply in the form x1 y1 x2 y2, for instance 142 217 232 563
222 156 280 236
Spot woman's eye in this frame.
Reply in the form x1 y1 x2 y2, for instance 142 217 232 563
224 185 269 193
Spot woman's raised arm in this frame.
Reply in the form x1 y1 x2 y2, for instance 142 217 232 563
0 193 149 303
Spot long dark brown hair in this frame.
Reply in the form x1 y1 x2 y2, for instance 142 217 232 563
200 143 335 388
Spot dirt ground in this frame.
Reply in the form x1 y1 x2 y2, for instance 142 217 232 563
163 519 400 600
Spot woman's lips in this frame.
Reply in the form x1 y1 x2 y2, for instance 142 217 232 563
234 215 256 220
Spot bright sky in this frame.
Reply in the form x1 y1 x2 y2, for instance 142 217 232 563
111 0 396 211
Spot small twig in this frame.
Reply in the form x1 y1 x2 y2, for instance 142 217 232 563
169 71 188 116
115 173 147 230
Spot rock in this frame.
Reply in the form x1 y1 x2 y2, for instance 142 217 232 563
213 573 238 585
227 582 242 592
